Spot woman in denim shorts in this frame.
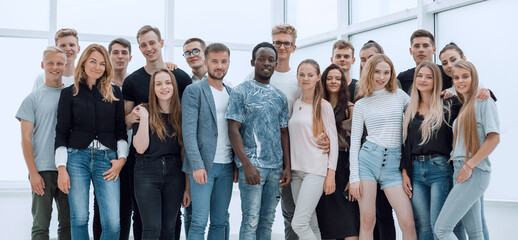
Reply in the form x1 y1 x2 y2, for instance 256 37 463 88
348 54 417 239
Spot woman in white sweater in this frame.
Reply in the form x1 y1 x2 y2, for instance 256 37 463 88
289 59 338 240
349 54 416 240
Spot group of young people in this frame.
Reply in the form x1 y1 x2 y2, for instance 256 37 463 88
18 23 499 240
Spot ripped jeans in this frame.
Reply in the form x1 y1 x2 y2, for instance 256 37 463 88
238 166 282 240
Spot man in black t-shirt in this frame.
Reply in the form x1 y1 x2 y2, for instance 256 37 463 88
122 25 192 240
397 29 454 96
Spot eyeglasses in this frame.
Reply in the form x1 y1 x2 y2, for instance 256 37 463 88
273 41 294 49
183 48 201 58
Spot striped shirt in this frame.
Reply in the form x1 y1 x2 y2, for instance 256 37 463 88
349 88 409 183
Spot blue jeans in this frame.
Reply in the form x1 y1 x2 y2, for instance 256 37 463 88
411 156 465 240
134 156 185 240
238 166 282 240
67 148 120 240
434 160 490 240
188 163 234 240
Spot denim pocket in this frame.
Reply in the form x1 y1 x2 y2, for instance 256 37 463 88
67 148 79 155
431 157 450 168
104 150 117 162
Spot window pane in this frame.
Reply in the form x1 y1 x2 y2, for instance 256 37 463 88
351 0 416 24
0 37 49 181
291 40 335 72
174 0 271 44
0 0 49 31
57 0 165 37
287 0 337 40
350 20 417 80
437 0 517 201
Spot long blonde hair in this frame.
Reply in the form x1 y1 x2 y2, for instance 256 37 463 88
74 44 118 102
452 61 480 162
355 54 398 102
147 69 183 146
297 59 325 138
403 61 450 144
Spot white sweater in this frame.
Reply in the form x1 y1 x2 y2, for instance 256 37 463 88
349 88 409 183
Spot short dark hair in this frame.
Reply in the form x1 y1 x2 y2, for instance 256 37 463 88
204 43 230 59
361 40 384 54
137 25 161 43
183 38 206 49
332 40 355 56
410 29 435 46
109 38 132 54
252 42 277 61
439 42 464 58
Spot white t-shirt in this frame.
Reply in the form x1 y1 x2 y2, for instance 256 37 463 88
211 85 233 164
245 69 300 115
33 73 74 92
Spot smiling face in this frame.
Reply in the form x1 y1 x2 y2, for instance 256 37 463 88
331 48 355 73
183 41 205 69
154 71 174 101
83 50 106 82
297 63 320 91
410 37 436 65
440 49 465 78
56 36 80 64
325 69 342 94
206 51 230 81
273 33 296 62
110 43 131 71
453 67 472 97
252 47 277 81
415 66 434 94
42 52 66 83
373 61 391 91
138 31 163 62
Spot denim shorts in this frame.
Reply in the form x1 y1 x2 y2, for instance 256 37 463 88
358 141 402 189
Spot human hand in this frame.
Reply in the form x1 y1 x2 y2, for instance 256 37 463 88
323 171 336 195
244 165 261 185
350 181 362 200
456 164 473 183
441 89 455 99
280 167 291 186
165 62 178 71
402 171 413 198
316 133 330 154
193 168 208 185
475 88 490 101
103 157 126 182
29 172 45 196
57 166 70 194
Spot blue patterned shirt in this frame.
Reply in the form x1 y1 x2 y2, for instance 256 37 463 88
226 79 289 169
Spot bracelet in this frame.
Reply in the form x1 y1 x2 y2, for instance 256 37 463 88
463 165 473 174
465 163 474 171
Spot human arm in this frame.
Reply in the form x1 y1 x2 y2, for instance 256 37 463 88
132 105 150 154
457 132 499 183
20 120 45 196
348 101 364 200
165 62 178 71
124 100 139 130
280 127 291 186
228 120 261 185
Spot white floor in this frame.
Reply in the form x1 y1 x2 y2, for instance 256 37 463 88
1 181 517 239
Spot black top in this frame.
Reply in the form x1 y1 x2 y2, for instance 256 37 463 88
397 65 452 94
55 80 127 150
348 79 358 103
133 113 181 159
122 67 192 106
400 97 462 175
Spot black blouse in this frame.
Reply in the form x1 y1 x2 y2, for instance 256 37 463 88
133 113 181 159
55 80 127 151
401 97 462 175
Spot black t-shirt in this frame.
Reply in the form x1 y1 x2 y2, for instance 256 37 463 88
133 113 181 159
122 67 192 106
397 65 452 94
348 79 358 103
401 97 462 175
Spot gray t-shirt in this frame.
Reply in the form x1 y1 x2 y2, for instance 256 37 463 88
33 73 74 91
16 85 65 171
451 99 500 172
225 79 289 169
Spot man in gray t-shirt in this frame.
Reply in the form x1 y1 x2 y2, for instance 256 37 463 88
16 47 70 240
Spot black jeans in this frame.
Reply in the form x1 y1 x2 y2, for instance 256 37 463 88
134 156 185 240
92 158 133 240
374 185 395 240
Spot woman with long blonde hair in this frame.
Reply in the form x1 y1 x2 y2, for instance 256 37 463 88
401 61 465 240
349 54 417 240
55 44 127 239
289 59 338 240
434 61 500 239
132 68 190 239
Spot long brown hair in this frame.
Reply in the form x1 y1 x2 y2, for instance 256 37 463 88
147 69 183 146
355 54 398 102
403 61 450 144
297 59 325 138
321 64 350 136
74 44 118 102
452 61 480 162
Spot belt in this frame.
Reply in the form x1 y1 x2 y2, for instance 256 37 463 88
411 154 444 162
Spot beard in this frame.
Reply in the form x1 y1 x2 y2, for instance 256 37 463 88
208 70 226 80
